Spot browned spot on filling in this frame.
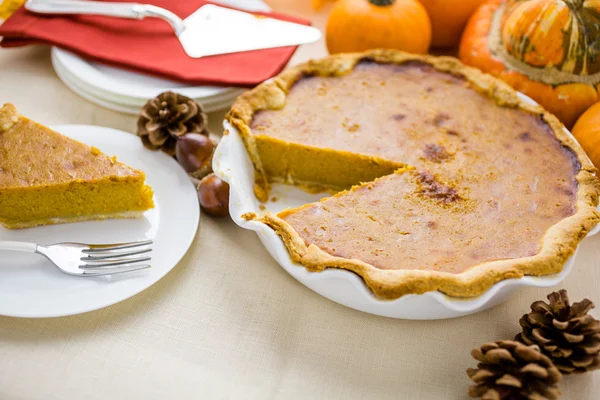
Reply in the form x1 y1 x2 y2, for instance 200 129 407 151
433 112 450 126
427 220 437 229
518 132 533 141
487 198 499 209
392 113 406 121
317 86 328 96
416 171 462 204
446 130 459 137
422 144 451 163
342 118 360 132
556 185 575 197
425 87 434 93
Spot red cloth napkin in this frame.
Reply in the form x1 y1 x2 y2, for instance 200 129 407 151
0 1 310 87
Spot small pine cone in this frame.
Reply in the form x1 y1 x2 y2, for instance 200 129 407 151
515 289 600 374
137 91 208 156
467 340 561 400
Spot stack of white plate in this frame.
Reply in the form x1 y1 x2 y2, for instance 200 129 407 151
50 0 271 115
51 47 246 114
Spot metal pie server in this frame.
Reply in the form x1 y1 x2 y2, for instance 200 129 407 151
24 0 322 58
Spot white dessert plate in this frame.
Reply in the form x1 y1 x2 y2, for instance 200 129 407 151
214 93 600 320
52 54 240 114
0 125 199 318
52 49 246 105
52 47 239 102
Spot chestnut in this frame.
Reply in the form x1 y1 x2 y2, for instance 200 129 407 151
175 133 214 174
198 173 230 217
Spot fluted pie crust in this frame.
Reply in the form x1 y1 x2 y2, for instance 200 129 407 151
227 50 600 299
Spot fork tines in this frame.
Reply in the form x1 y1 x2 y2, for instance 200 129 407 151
79 240 153 275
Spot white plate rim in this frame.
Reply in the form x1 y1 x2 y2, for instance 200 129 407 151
52 47 238 100
52 48 246 106
0 125 199 318
53 59 238 114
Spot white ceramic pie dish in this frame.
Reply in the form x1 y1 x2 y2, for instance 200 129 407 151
214 93 600 320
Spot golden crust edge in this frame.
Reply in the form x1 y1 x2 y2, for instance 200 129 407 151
0 103 20 133
230 49 600 299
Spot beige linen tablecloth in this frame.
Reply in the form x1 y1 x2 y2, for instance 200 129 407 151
1 4 600 397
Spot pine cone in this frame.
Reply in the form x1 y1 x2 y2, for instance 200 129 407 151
515 289 600 375
467 340 561 400
137 91 208 156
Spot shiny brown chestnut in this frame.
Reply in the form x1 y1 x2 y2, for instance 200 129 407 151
175 133 214 174
198 173 230 217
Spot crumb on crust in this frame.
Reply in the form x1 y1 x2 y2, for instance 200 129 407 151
241 212 257 221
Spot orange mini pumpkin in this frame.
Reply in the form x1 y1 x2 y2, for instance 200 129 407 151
459 0 600 128
326 0 431 55
572 102 600 168
418 0 486 48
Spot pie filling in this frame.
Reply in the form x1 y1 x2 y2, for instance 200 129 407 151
0 179 153 228
279 168 576 274
249 61 581 274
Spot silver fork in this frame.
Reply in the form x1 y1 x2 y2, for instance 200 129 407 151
0 240 152 276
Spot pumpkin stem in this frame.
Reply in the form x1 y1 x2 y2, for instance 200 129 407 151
368 0 395 6
563 0 584 9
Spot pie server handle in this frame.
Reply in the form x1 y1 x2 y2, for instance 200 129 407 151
24 0 185 35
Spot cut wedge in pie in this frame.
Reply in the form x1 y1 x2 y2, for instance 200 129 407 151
227 50 600 299
0 103 154 229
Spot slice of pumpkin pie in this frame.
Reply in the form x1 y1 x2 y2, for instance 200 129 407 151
0 103 154 229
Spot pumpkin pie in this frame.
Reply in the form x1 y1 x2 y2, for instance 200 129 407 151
227 50 600 299
0 103 154 229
